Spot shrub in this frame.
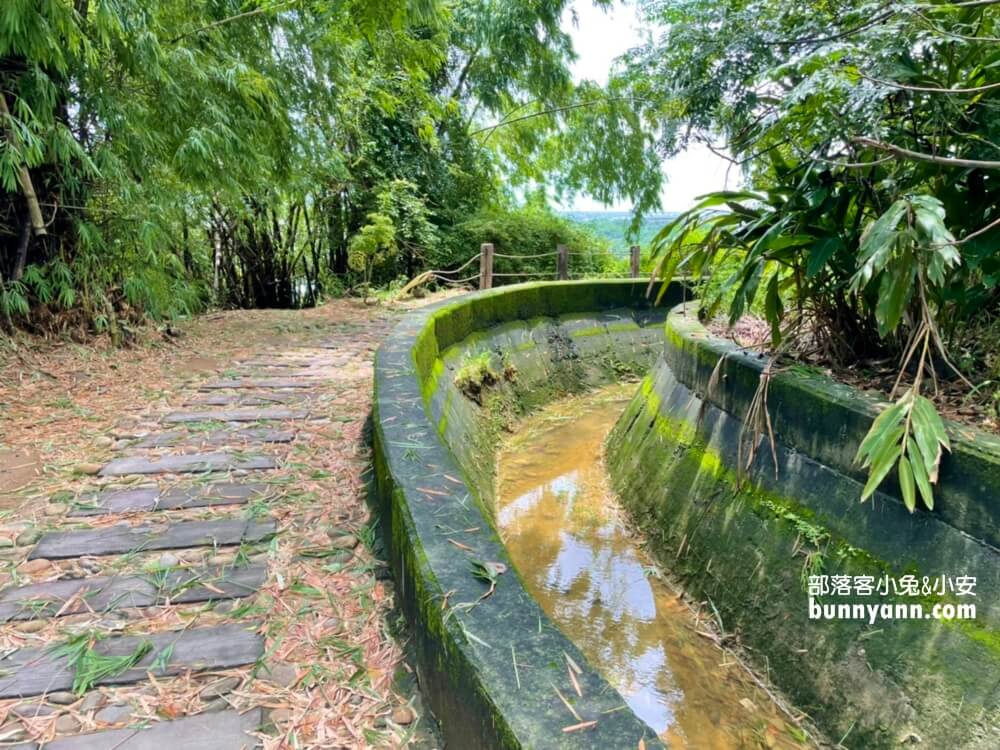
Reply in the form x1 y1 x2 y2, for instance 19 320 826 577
435 204 615 282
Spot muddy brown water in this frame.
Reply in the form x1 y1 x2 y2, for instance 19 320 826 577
496 385 813 749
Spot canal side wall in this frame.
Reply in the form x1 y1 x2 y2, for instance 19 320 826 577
372 280 686 749
605 303 1000 750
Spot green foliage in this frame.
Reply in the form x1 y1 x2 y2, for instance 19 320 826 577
562 211 679 252
469 559 507 602
438 202 616 280
2 1 663 332
348 214 397 295
852 195 960 337
634 0 1000 511
856 391 950 512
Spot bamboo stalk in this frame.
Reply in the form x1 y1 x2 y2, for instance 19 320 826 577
0 92 47 236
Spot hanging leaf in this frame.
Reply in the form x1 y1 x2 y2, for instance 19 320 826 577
898 455 916 512
856 389 949 511
875 257 916 336
805 236 842 278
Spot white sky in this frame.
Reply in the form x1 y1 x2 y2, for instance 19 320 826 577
561 1 735 212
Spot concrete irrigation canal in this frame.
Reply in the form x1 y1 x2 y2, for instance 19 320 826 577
373 280 999 749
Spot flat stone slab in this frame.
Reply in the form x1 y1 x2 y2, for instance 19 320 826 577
0 563 266 621
198 378 320 390
133 428 295 448
38 709 262 750
240 359 324 367
243 369 325 378
69 482 268 517
30 518 276 560
99 452 277 477
184 394 306 407
0 623 262 699
163 408 309 424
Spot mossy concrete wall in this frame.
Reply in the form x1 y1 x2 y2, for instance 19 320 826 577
372 280 686 749
606 304 1000 749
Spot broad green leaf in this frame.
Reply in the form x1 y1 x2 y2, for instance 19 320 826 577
853 200 907 292
861 443 902 502
898 455 916 512
855 400 908 463
911 396 950 481
763 234 814 252
908 447 935 510
806 236 842 278
875 259 915 336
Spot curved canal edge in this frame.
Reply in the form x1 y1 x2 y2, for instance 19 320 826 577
605 304 1000 750
371 281 686 749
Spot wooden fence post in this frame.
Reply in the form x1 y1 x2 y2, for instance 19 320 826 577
630 245 640 278
557 244 569 280
479 243 494 290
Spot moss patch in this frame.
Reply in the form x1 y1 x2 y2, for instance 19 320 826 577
454 351 517 405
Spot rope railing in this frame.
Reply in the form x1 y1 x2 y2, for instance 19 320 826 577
432 253 480 276
434 273 480 286
492 271 554 278
407 242 643 294
492 250 559 260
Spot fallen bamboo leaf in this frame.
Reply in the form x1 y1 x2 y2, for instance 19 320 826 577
417 487 448 497
562 720 598 733
567 663 582 697
563 650 582 675
552 684 582 722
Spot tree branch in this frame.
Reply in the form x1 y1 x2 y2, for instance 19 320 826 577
859 73 1000 95
764 1 1000 48
450 47 480 101
763 6 899 47
918 0 1000 8
948 214 1000 245
169 3 293 44
854 136 1000 168
469 96 650 138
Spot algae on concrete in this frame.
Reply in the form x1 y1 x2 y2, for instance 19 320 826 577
604 309 1000 750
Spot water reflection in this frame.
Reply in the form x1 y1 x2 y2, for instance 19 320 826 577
496 385 810 749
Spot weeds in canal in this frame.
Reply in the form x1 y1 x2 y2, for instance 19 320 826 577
454 351 517 404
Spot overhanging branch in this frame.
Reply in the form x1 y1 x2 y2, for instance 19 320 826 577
854 137 1000 169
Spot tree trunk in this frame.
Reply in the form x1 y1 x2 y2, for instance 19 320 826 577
12 208 31 281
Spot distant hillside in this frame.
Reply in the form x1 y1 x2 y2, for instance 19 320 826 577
560 210 680 254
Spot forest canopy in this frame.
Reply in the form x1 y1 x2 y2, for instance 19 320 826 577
0 0 660 334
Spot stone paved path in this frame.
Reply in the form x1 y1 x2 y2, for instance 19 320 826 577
0 301 444 748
